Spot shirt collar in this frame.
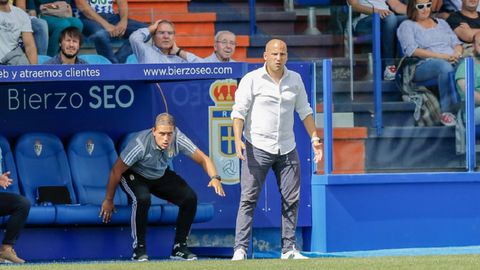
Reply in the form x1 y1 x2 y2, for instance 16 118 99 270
261 63 289 82
150 132 163 151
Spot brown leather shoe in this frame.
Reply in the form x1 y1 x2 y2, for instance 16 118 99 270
0 248 25 263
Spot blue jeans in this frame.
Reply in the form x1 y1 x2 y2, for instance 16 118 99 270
355 14 407 67
80 13 146 63
414 58 455 112
31 17 48 55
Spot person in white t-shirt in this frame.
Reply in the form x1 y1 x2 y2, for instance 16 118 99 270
0 0 37 64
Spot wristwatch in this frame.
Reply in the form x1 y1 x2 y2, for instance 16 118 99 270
176 48 182 56
211 175 222 182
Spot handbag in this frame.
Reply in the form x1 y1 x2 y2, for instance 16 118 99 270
40 1 72 18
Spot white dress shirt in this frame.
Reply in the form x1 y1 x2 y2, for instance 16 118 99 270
231 65 313 155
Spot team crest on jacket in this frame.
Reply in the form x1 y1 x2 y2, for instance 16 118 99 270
34 140 42 156
86 139 94 155
208 79 239 184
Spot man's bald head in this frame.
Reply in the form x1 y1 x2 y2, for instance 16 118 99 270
264 39 288 78
265 39 287 53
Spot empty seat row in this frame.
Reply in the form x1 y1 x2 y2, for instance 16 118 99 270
0 132 213 226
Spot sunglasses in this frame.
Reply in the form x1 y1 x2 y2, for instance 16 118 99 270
415 2 432 10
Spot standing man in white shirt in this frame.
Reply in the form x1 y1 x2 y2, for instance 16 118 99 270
230 39 323 261
203 30 236 62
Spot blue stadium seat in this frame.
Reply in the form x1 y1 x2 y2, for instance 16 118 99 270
1 135 57 225
64 131 132 225
126 54 138 64
12 133 68 224
0 135 21 195
15 133 76 205
78 54 112 64
119 132 214 224
68 131 127 205
38 55 52 64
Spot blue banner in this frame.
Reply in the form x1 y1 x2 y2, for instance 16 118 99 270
0 63 314 229
0 62 246 83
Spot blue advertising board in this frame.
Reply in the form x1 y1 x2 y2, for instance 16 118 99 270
0 62 315 256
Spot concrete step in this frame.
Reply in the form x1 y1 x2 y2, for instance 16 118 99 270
365 126 466 171
189 0 285 12
248 34 344 59
126 11 217 35
213 11 298 35
331 101 417 127
127 0 189 13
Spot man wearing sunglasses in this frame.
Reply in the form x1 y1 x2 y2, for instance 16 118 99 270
447 0 480 54
348 0 407 80
203 31 237 62
129 19 201 64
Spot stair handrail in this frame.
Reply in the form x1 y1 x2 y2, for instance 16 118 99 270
249 0 257 36
465 57 476 171
372 13 382 135
347 4 354 101
322 59 333 175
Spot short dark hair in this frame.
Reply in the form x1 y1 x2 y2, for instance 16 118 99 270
59 26 83 46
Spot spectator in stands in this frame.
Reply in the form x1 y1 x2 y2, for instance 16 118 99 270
0 0 37 65
27 0 83 57
447 0 480 55
14 0 49 56
437 0 462 19
455 32 480 123
203 30 236 62
130 20 200 63
0 149 31 264
100 113 225 262
230 39 323 261
74 0 146 63
44 26 87 64
397 0 463 126
348 0 407 80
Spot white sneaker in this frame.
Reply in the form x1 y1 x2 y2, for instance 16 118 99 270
281 248 308 260
231 248 247 261
383 65 397 81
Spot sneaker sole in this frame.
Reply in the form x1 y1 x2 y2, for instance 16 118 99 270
132 258 149 262
169 255 198 261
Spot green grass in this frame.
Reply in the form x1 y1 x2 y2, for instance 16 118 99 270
2 255 480 270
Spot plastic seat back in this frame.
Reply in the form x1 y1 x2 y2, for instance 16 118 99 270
126 54 138 64
78 54 112 64
0 135 21 194
38 55 52 64
67 131 128 205
15 132 76 204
